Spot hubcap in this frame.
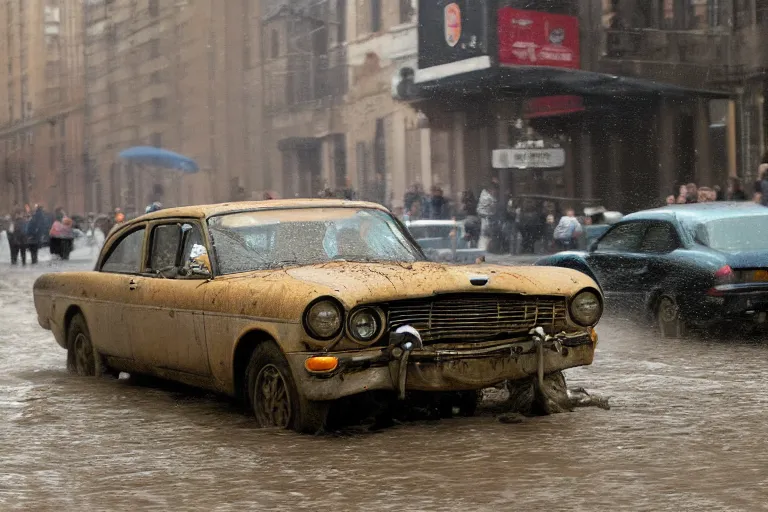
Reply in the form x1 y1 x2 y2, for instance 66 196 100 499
659 298 678 323
73 333 94 375
254 364 292 428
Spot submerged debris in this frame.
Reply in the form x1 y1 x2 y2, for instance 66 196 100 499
497 371 610 423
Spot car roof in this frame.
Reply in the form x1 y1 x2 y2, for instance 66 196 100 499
123 199 389 224
623 202 768 223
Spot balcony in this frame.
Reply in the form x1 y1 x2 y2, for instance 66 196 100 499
601 28 739 84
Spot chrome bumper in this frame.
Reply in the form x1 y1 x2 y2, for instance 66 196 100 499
286 327 597 402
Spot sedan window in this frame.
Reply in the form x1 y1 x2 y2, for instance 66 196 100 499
101 228 146 274
596 222 647 253
639 222 680 254
149 224 182 272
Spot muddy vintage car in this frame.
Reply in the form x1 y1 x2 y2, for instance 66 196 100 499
33 199 602 433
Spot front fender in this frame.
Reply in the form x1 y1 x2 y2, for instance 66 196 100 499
535 254 602 292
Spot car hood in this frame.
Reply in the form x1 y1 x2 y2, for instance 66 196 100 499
283 261 596 308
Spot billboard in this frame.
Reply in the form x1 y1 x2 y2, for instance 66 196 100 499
416 0 491 83
497 8 580 69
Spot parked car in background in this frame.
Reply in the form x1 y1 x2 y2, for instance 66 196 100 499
536 202 768 337
405 219 486 264
33 199 602 433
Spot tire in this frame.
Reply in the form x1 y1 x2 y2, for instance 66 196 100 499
245 342 329 434
66 313 107 377
657 295 687 339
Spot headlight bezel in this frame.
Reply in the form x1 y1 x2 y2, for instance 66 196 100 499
568 288 603 327
302 297 345 341
346 306 386 345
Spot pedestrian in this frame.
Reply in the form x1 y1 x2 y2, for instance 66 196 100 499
726 177 747 201
427 186 448 220
25 205 47 265
760 170 768 206
477 181 499 251
8 209 28 265
685 183 698 203
49 216 75 260
553 208 584 251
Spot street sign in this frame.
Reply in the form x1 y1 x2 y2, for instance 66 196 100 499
492 148 566 169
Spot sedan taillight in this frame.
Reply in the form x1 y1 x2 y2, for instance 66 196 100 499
707 265 734 296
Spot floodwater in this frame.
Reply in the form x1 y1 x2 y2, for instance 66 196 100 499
2 253 768 511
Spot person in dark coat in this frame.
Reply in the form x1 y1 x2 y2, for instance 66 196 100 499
25 205 47 264
8 210 28 265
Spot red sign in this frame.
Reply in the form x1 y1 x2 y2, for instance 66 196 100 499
497 8 580 69
523 96 585 119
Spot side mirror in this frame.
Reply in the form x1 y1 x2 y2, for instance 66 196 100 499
588 240 598 253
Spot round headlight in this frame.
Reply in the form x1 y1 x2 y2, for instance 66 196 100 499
304 299 343 340
348 308 384 344
570 290 603 326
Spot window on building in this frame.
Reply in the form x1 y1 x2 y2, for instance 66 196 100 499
371 0 381 32
106 24 117 45
49 146 56 170
60 118 65 137
50 122 55 139
152 98 165 120
149 0 158 17
108 83 117 103
758 0 768 23
150 70 161 84
60 142 66 168
337 0 347 43
150 38 160 59
150 132 162 148
399 0 413 24
271 29 279 58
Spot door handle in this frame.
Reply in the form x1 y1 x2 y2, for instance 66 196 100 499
128 278 138 291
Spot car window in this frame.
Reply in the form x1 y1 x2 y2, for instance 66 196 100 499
101 228 146 274
181 223 205 264
149 224 182 272
596 222 647 253
640 222 679 254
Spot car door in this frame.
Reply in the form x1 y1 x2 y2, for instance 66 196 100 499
90 224 149 361
131 220 212 376
585 221 649 301
636 220 683 308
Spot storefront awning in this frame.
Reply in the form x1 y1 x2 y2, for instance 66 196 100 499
415 65 732 100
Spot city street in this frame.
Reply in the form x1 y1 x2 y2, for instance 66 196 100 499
2 256 768 511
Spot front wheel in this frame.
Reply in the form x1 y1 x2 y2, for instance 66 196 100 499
66 313 107 376
657 295 687 339
245 343 329 434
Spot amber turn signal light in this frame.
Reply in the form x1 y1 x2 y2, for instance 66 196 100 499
304 356 339 373
588 327 598 344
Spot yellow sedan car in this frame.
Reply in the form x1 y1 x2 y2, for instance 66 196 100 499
33 199 602 433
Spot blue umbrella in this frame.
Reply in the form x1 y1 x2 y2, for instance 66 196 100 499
118 146 199 173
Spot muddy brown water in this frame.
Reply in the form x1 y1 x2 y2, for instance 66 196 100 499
2 261 768 511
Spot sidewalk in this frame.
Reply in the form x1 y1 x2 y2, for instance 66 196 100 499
485 253 541 266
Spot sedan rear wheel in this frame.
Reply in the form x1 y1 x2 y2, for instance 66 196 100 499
657 295 687 339
245 343 329 434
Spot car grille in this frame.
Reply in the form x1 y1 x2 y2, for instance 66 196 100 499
387 294 568 344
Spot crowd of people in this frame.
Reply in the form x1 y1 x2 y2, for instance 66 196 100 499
2 205 77 265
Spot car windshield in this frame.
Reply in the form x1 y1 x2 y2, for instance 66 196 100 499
207 207 424 274
408 224 457 239
696 215 768 252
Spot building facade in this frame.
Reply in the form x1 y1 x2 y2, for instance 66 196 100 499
0 0 86 215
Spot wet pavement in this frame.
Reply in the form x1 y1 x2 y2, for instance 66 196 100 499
2 256 768 511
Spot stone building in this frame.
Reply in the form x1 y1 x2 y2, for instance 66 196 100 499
596 0 768 191
389 0 745 214
0 0 86 215
82 0 258 215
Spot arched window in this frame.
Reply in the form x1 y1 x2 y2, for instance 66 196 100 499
271 29 279 58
